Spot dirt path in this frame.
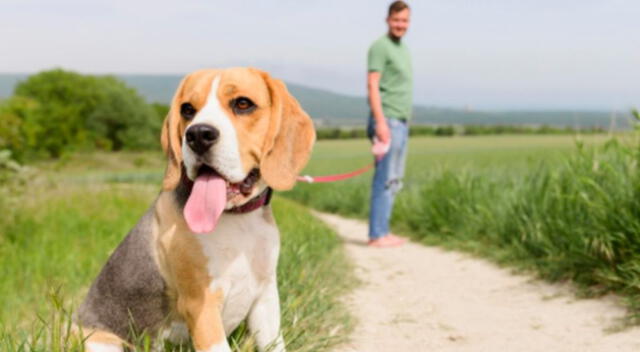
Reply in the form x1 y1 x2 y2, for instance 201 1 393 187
314 212 640 352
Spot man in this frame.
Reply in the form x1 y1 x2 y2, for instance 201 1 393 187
367 1 412 247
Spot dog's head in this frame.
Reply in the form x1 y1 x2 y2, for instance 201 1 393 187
161 68 315 214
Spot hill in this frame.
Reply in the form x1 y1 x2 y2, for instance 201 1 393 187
0 73 629 129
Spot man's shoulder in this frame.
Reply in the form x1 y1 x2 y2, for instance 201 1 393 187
369 35 390 50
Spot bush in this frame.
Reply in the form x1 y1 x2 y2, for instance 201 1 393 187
151 103 170 121
0 97 32 161
10 69 162 158
409 125 435 136
315 124 605 140
434 125 455 136
86 77 160 150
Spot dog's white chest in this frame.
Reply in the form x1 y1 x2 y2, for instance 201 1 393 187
195 208 280 333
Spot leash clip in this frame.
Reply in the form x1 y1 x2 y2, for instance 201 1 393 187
299 175 314 183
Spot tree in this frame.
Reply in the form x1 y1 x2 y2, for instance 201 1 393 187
12 69 162 157
86 76 160 150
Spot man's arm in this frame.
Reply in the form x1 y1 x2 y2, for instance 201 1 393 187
367 71 390 143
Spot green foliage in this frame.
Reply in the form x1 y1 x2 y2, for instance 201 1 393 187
0 150 22 184
85 76 161 150
393 139 640 319
316 124 605 140
434 125 455 136
4 69 162 159
151 103 170 120
0 97 36 161
0 158 352 351
15 69 101 156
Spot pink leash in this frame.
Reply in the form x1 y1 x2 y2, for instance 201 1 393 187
296 161 376 184
296 139 388 184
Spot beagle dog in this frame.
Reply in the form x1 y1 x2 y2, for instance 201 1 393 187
76 68 315 352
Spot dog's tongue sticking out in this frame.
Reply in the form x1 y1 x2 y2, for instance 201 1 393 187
184 172 227 234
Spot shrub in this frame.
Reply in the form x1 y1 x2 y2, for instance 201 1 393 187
0 97 32 161
11 69 162 157
86 77 160 150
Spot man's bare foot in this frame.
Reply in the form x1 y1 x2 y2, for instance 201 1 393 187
368 234 405 248
387 233 407 244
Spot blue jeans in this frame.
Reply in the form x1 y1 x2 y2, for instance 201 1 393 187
367 117 409 240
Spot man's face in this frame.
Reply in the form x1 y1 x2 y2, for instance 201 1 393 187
387 8 410 39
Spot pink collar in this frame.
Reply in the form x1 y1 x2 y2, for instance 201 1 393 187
225 188 272 214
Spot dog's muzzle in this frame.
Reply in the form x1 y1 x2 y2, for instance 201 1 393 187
186 124 219 155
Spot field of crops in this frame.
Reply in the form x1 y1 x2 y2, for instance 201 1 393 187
0 153 352 351
284 134 640 321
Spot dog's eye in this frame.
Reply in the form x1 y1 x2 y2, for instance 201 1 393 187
180 103 196 120
231 97 256 114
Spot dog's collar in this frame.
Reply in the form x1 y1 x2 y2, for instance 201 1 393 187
225 187 272 214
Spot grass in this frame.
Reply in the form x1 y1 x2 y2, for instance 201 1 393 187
3 132 633 348
0 153 353 351
286 134 612 218
284 133 640 321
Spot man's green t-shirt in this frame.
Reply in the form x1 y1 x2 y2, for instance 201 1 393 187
367 34 413 120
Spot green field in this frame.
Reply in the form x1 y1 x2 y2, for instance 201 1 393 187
0 155 353 351
308 133 611 171
2 133 639 350
286 134 613 217
285 133 640 322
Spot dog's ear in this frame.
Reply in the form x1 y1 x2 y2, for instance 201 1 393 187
259 71 316 191
161 77 189 191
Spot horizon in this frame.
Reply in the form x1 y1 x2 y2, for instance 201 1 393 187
0 71 630 113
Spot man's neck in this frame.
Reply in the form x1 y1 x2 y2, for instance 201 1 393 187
387 32 402 43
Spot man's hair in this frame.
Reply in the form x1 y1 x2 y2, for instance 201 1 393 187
388 1 409 17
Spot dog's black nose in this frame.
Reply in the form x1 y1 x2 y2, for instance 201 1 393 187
185 124 219 155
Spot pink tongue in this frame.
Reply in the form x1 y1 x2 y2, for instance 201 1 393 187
184 173 227 234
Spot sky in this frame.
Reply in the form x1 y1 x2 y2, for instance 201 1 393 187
1 0 639 110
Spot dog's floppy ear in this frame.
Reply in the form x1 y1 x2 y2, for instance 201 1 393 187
161 77 188 191
259 71 316 191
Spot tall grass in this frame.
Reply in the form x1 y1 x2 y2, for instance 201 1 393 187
396 139 640 305
285 134 640 319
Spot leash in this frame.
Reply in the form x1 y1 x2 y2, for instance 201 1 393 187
296 154 385 184
296 162 375 183
296 140 388 184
